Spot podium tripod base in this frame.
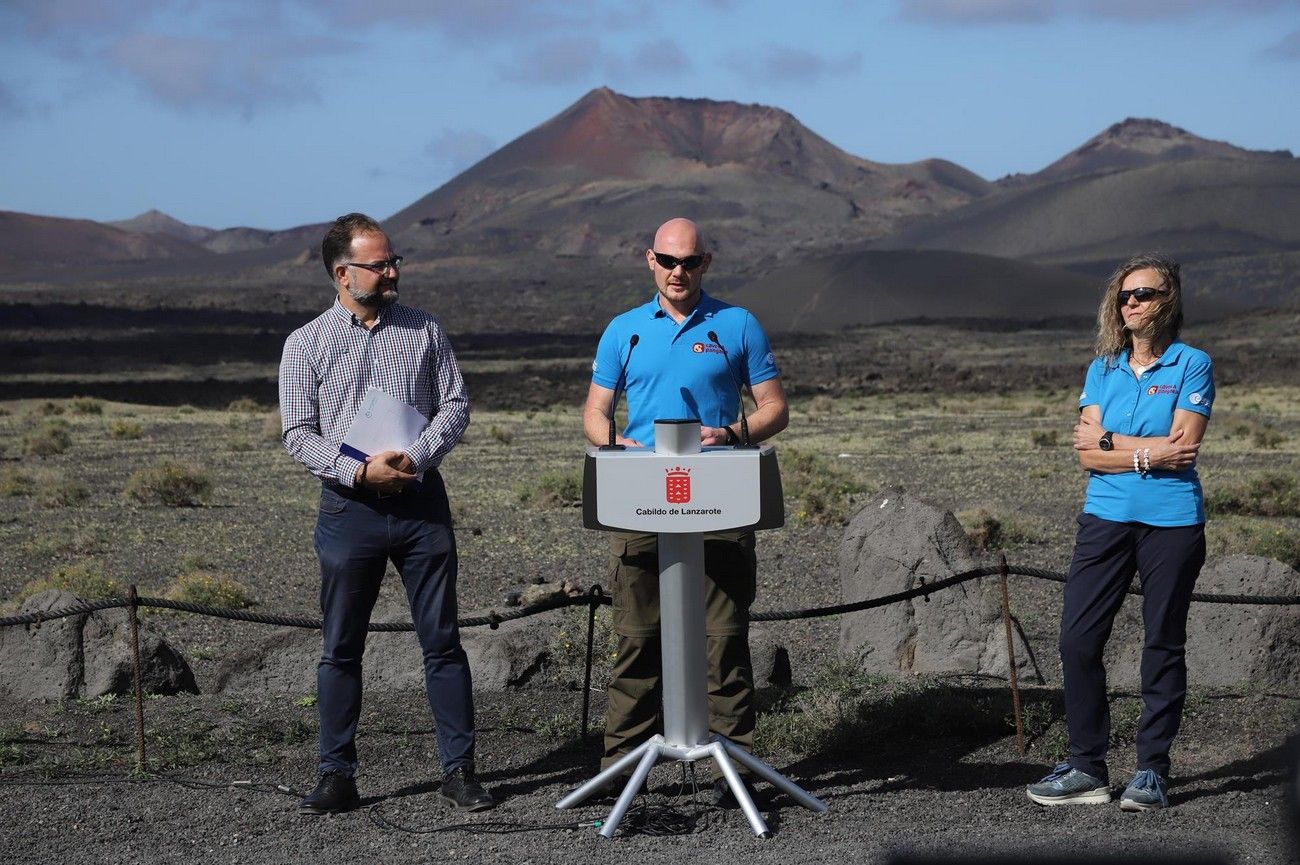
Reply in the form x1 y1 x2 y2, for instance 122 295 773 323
555 734 827 838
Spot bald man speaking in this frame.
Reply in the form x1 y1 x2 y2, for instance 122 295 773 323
583 217 789 806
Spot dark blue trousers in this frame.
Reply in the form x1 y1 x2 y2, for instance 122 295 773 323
313 471 474 777
1060 513 1205 781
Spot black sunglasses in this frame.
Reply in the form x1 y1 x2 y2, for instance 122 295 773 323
347 256 403 274
652 251 706 271
1117 287 1166 304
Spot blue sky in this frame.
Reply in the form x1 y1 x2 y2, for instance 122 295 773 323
2 0 1297 230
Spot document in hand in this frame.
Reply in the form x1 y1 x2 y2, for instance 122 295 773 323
340 387 429 463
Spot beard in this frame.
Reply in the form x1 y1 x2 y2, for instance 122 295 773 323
348 282 398 307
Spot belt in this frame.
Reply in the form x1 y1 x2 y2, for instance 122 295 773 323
324 482 415 503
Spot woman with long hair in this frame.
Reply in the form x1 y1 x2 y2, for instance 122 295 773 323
1026 253 1214 812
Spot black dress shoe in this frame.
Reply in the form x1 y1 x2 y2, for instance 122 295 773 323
439 767 496 811
711 777 761 809
299 771 360 815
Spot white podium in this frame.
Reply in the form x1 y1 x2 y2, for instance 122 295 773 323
556 419 827 838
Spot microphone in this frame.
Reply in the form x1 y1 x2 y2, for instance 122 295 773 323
707 330 756 448
602 334 639 450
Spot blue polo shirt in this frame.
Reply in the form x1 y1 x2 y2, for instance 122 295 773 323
1078 341 1214 527
592 292 780 448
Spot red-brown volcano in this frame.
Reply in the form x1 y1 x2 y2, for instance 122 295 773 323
385 87 991 267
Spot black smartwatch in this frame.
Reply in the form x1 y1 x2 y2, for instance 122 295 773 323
1098 431 1115 451
724 426 740 446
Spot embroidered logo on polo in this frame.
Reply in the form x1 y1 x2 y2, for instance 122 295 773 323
1189 392 1210 407
691 342 725 355
665 467 692 503
1147 385 1177 396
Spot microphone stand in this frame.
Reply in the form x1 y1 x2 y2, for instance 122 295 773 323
707 331 758 449
602 334 639 450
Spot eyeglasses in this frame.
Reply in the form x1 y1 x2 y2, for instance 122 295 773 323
652 251 706 271
347 256 403 274
1117 287 1166 304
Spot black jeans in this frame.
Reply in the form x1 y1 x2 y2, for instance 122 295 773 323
313 472 474 776
1060 513 1205 781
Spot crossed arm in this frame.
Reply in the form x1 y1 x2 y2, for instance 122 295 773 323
1072 406 1208 473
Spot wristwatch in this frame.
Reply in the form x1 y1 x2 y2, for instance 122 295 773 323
1098 431 1115 451
724 426 740 446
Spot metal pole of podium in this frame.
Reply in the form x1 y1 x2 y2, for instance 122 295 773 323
654 420 710 747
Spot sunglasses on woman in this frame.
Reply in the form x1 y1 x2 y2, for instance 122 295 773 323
1117 287 1166 304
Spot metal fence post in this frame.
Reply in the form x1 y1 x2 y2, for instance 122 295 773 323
127 584 149 773
580 586 602 742
998 555 1025 755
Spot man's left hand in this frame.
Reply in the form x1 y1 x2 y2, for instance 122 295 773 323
700 426 730 446
362 450 417 493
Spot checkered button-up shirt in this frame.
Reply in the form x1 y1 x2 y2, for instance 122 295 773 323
279 299 470 487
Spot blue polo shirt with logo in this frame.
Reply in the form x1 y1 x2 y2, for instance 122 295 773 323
1078 341 1214 527
592 292 780 448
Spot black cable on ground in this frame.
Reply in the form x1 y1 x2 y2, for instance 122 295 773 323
366 802 600 835
0 771 300 798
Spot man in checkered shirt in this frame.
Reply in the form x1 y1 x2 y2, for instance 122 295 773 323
279 212 494 815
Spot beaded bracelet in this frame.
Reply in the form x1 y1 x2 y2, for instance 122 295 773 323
1142 448 1151 474
1133 449 1141 475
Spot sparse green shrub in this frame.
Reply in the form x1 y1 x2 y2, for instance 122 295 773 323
166 572 251 610
40 480 89 508
69 398 103 415
125 461 212 507
1252 426 1285 450
808 395 835 417
227 398 262 413
36 401 64 417
109 419 144 440
1208 519 1300 569
22 527 102 559
176 405 197 415
518 470 582 508
1206 473 1300 518
0 470 33 497
781 447 864 526
23 421 70 456
16 560 120 604
262 411 283 441
488 425 513 445
532 713 581 741
956 508 1044 551
1030 429 1059 447
543 606 618 690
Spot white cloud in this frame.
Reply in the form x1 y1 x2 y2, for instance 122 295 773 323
900 0 1295 25
424 128 497 173
727 46 863 84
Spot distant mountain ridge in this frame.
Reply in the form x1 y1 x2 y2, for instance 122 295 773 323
4 90 1296 328
1014 118 1294 183
384 87 992 267
108 209 328 257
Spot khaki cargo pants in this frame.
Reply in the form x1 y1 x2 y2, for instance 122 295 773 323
601 530 757 780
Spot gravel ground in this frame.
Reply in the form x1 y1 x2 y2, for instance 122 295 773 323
1 689 1297 865
1 324 1298 864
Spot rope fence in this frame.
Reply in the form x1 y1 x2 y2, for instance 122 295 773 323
2 559 1296 772
4 562 1297 632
